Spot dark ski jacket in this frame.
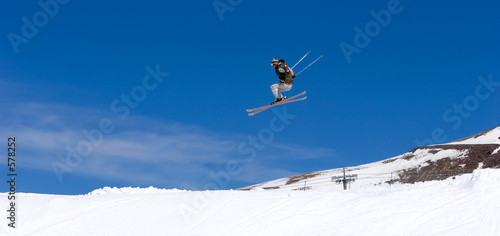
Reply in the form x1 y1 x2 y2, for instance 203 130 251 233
275 61 296 84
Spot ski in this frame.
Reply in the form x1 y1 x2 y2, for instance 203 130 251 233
247 96 307 114
246 91 306 113
246 91 307 116
247 96 307 116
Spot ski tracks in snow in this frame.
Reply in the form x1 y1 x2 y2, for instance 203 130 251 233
22 195 149 236
218 198 290 236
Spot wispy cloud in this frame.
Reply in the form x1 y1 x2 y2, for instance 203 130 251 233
1 101 335 190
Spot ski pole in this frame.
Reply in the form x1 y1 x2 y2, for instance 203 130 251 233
291 50 311 70
296 55 323 76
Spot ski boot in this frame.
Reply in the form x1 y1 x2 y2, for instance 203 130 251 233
271 97 286 105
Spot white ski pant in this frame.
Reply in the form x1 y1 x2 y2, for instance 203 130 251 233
270 82 292 99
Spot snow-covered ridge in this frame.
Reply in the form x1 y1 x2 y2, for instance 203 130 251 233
244 127 500 191
87 186 187 195
447 126 500 145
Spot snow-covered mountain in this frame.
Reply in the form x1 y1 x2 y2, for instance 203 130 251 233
242 126 500 191
2 127 500 236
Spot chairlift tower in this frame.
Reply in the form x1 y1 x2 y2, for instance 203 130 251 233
331 168 358 190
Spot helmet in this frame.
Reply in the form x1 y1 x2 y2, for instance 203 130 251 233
271 57 280 66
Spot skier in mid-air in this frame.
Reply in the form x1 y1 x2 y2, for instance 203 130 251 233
270 57 296 104
247 52 321 116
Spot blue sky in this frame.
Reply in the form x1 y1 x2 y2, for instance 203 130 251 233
1 0 499 194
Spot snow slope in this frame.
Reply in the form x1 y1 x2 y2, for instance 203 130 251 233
1 169 500 236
